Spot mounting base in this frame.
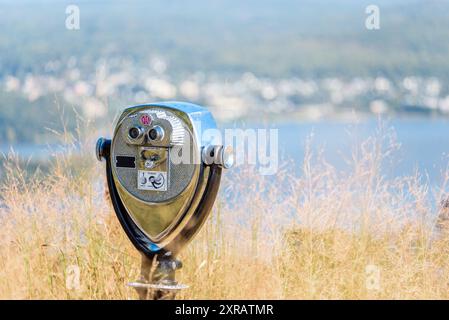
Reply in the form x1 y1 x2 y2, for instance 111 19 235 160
128 252 188 300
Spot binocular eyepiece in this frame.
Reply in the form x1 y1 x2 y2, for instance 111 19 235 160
128 126 144 140
127 125 164 143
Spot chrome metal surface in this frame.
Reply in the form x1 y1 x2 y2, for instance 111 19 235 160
202 145 234 168
109 102 218 248
221 145 235 169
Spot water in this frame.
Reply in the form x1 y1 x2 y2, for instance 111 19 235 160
227 118 449 186
0 143 72 162
1 118 449 186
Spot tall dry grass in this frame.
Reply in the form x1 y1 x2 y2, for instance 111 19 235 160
1 123 449 299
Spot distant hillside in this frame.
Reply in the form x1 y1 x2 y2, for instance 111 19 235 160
1 0 449 145
1 0 449 78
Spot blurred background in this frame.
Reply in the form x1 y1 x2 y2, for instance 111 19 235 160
1 0 449 183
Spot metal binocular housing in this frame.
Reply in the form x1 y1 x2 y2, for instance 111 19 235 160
96 102 232 259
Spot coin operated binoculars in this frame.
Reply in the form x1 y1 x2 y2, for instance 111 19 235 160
96 102 233 299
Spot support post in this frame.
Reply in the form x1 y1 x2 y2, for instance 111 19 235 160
128 252 187 300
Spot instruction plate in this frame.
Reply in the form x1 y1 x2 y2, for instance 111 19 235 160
137 170 167 191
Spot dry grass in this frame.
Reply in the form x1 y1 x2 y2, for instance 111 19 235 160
1 124 449 300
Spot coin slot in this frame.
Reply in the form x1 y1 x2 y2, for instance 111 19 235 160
116 156 136 168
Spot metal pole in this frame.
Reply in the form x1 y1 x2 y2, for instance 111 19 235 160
134 253 153 300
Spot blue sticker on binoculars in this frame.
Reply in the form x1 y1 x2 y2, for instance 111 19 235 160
138 170 167 191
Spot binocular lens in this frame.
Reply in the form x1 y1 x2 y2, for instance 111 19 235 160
148 128 158 140
129 127 142 140
148 126 164 141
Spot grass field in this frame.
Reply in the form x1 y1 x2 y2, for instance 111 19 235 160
1 126 449 300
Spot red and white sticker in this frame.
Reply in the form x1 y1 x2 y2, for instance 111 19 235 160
140 114 152 126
